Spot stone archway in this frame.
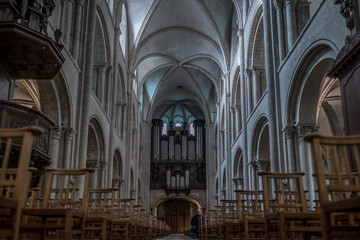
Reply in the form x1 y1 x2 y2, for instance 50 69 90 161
155 196 201 234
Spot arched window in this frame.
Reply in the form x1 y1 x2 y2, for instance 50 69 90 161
162 122 168 136
119 4 127 58
189 122 195 136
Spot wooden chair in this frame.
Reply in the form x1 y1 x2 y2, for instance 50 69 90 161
110 198 135 240
219 199 240 239
0 127 42 240
20 168 94 239
84 188 117 239
259 172 321 240
305 134 360 239
235 190 265 240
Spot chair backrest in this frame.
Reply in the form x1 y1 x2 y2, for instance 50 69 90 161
259 172 309 214
235 190 264 220
0 127 42 208
304 134 360 205
219 199 239 223
87 188 117 217
111 198 135 219
42 168 94 214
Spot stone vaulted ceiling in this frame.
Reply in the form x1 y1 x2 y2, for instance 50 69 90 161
125 0 235 124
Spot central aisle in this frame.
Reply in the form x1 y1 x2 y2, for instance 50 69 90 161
158 234 195 239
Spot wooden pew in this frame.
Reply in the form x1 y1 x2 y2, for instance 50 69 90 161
0 127 42 240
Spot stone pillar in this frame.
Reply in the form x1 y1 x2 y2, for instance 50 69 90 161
252 67 260 107
249 161 257 190
50 125 62 168
78 0 97 169
62 0 74 48
263 0 280 172
285 0 297 49
99 159 107 188
284 125 296 172
195 119 205 162
99 65 107 106
86 159 99 188
256 158 270 190
238 26 249 189
273 0 286 60
235 104 241 134
72 0 84 60
296 124 318 209
63 127 74 169
245 69 253 115
106 66 113 114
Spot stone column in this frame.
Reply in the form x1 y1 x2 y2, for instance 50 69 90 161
62 0 74 48
50 125 62 168
285 0 297 49
99 159 107 188
72 0 84 60
106 66 113 114
296 124 318 209
107 27 120 188
78 0 97 169
256 158 270 190
284 125 296 172
245 69 253 115
86 159 99 188
238 26 249 189
99 65 107 106
234 104 241 134
252 67 260 107
263 0 280 172
249 160 257 190
63 127 74 169
273 0 286 60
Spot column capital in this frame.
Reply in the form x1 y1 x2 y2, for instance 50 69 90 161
273 0 284 9
256 158 270 172
245 68 253 77
51 125 62 140
295 124 319 138
86 159 99 169
283 125 295 139
63 127 74 140
285 0 297 6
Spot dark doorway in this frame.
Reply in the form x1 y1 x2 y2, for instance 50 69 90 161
158 198 198 234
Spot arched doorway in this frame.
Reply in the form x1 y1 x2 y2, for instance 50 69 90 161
155 196 200 234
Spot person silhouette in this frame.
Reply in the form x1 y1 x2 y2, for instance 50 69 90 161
190 211 200 238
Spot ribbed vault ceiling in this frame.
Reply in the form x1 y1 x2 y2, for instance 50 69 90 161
125 0 235 124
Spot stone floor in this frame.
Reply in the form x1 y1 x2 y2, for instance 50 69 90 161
158 234 196 239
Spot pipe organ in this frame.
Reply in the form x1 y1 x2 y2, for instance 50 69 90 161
150 119 206 194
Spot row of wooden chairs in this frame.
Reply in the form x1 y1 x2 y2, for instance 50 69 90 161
199 134 360 240
0 127 171 240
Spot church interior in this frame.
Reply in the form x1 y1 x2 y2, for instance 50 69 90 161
1 0 360 239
